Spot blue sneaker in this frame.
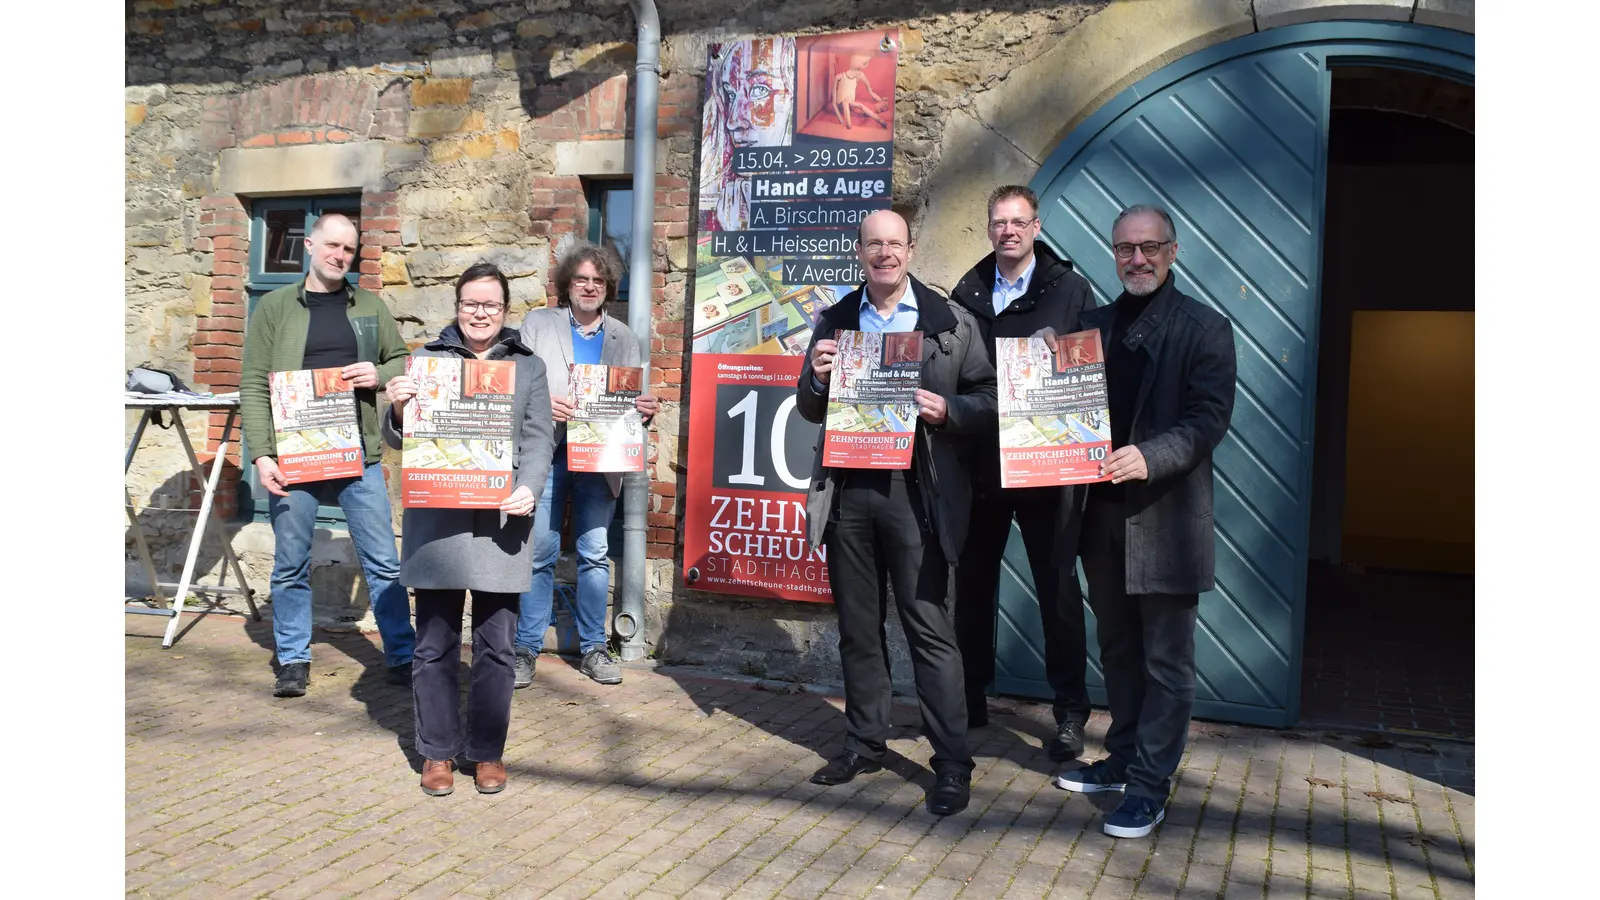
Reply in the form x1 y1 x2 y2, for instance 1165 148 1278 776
1053 759 1126 793
1103 794 1165 838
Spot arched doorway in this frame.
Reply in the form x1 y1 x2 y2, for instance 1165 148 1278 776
992 22 1473 728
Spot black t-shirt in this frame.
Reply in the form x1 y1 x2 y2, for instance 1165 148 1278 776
300 288 359 371
1096 292 1154 504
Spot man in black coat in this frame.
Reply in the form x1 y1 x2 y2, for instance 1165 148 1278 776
1050 205 1236 840
796 210 997 817
948 185 1095 760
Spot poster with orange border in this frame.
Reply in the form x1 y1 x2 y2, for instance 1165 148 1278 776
268 367 363 483
400 356 516 508
996 330 1113 487
567 364 646 473
822 329 921 469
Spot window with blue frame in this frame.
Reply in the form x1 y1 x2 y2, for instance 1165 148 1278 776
241 195 363 525
586 180 632 301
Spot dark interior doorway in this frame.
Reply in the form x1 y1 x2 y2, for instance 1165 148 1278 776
1300 67 1474 738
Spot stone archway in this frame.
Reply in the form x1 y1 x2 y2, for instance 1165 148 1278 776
911 0 1475 292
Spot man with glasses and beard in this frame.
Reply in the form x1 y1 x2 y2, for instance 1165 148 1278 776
513 242 660 688
1045 205 1236 839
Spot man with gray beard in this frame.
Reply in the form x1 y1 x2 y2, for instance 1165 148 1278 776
1045 205 1236 839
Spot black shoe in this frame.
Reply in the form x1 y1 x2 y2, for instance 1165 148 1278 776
927 771 971 816
810 751 883 786
274 662 309 698
1048 720 1085 761
386 663 412 687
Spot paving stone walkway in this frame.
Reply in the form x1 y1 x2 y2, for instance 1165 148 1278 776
126 613 1473 899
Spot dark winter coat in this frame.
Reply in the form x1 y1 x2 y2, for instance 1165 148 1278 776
796 276 998 562
949 242 1095 504
1074 274 1236 594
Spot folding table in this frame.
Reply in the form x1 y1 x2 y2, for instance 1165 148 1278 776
125 394 259 647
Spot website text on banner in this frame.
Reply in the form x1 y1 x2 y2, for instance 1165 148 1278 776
400 356 517 508
269 367 363 483
682 28 900 603
996 330 1113 487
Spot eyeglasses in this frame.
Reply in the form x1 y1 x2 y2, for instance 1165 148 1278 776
1113 240 1173 259
571 276 608 288
988 217 1037 232
458 302 506 315
862 240 910 254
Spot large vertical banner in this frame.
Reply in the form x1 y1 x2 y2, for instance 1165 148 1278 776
683 29 899 602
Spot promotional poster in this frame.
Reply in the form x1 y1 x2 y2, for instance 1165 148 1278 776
268 367 363 483
567 364 646 473
823 329 921 469
682 28 900 602
996 331 1113 487
400 356 516 508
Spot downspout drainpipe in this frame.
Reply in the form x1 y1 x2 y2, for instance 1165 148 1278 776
617 0 660 662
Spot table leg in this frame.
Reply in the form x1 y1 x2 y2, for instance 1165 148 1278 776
208 411 259 621
125 410 167 609
164 409 231 648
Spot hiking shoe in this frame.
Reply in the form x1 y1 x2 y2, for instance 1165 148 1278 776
513 647 537 689
1048 720 1086 761
273 662 309 698
580 647 622 685
1103 794 1165 838
386 663 412 687
1053 758 1126 793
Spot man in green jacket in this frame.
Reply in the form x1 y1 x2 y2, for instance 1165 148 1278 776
240 213 416 698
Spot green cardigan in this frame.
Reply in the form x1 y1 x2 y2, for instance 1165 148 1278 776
239 280 409 465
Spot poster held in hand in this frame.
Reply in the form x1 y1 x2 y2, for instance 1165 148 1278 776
400 356 517 507
996 330 1113 487
268 367 363 483
567 364 647 473
822 328 921 469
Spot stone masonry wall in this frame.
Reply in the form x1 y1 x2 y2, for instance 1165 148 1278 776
125 0 1111 681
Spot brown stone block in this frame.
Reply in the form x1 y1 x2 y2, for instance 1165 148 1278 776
241 133 275 148
359 260 381 275
411 78 473 107
278 130 314 145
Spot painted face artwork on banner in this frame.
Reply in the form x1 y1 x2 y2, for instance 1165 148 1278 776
684 28 900 603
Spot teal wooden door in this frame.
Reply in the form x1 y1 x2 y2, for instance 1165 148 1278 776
995 23 1473 727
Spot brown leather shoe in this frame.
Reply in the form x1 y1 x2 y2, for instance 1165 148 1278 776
474 760 507 794
420 759 454 796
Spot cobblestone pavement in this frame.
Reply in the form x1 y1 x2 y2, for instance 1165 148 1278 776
126 613 1473 899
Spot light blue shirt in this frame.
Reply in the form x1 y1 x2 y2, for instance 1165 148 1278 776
992 254 1036 315
811 283 920 392
857 283 920 333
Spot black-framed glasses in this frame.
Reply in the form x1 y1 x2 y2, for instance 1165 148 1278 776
1113 240 1173 259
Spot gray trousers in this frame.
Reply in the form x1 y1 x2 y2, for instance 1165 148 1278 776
1080 499 1199 802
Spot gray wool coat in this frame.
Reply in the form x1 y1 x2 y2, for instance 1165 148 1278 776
517 305 646 498
380 325 555 594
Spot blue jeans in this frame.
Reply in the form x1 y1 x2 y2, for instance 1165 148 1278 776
268 461 416 668
516 448 616 655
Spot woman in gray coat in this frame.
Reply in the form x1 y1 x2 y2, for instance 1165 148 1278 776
382 262 554 796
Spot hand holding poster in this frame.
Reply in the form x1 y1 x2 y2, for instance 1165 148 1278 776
268 367 363 483
823 329 921 469
567 364 646 473
997 330 1113 487
400 356 516 508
